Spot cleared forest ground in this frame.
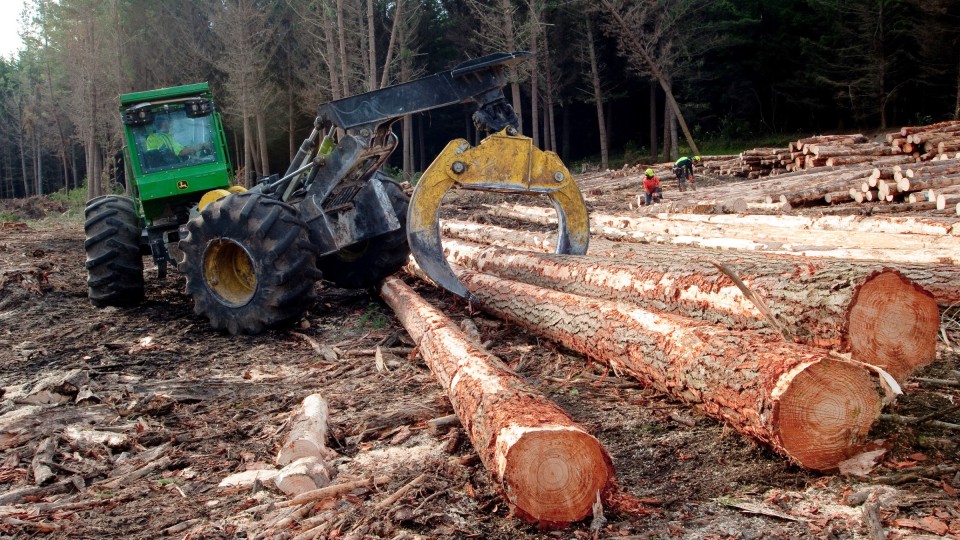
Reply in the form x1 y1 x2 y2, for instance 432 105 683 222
0 171 958 539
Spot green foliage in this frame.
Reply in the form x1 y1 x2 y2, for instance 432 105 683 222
0 210 22 222
47 187 88 218
357 303 388 330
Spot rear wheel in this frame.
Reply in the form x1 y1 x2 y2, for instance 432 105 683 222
316 178 411 289
84 195 145 306
179 192 321 335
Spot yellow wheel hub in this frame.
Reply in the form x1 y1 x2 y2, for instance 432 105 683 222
203 239 256 306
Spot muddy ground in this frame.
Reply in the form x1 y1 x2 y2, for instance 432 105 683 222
0 176 958 540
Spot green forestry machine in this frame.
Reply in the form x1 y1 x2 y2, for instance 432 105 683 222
84 52 589 334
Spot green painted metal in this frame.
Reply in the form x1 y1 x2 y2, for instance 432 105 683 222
118 83 233 223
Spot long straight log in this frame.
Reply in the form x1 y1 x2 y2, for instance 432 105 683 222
441 267 884 471
489 204 960 264
379 276 614 524
442 220 960 310
441 237 940 382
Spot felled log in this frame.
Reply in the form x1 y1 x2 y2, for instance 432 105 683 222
275 457 333 496
277 394 336 466
441 238 939 382
487 204 960 265
439 267 884 471
380 276 614 524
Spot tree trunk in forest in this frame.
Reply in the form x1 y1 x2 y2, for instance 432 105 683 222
379 0 401 88
440 236 941 383
650 81 658 162
401 41 413 181
336 0 350 97
662 101 673 162
543 33 556 152
256 113 269 176
561 104 570 163
380 276 615 523
669 96 679 160
33 133 40 196
434 267 884 471
19 130 29 198
528 1 540 148
366 0 376 91
500 0 523 133
585 19 608 170
242 111 253 187
323 9 342 100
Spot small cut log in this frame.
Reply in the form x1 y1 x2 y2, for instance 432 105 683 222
277 394 336 466
274 456 333 496
380 276 614 524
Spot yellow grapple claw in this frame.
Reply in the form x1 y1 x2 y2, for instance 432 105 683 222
407 130 589 299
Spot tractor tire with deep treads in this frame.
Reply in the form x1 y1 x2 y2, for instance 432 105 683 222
179 192 321 335
84 195 145 307
316 178 411 289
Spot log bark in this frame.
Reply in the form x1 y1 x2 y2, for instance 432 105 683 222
277 394 336 466
442 220 960 309
441 237 940 382
380 276 614 524
441 267 883 471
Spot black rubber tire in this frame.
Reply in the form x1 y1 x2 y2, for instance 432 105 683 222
316 178 411 289
84 195 145 307
179 192 321 335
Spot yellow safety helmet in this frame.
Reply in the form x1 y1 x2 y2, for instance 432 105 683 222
694 156 702 162
644 168 655 177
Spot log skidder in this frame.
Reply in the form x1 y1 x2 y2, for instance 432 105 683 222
178 192 321 335
85 53 589 334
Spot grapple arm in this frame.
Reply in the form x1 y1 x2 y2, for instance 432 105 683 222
407 130 590 300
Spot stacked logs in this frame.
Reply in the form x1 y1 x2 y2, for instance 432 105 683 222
887 120 960 160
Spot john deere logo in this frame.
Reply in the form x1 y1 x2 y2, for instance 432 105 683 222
177 180 189 190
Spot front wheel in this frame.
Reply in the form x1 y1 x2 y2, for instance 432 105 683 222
316 177 411 289
179 192 321 335
84 195 145 306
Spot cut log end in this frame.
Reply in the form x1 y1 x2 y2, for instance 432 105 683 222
776 359 882 471
847 271 939 382
502 427 613 524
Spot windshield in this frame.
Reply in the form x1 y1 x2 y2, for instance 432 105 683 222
131 108 217 174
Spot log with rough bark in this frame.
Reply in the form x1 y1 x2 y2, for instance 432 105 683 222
432 266 884 471
441 237 940 382
277 394 336 466
380 276 614 524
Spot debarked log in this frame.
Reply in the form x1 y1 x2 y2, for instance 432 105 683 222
447 268 884 471
380 276 614 524
441 238 939 383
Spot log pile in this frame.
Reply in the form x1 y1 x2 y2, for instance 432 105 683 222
888 120 960 160
409 262 886 472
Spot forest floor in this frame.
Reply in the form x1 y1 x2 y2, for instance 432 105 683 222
0 171 958 540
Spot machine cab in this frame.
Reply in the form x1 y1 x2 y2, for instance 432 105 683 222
118 83 233 222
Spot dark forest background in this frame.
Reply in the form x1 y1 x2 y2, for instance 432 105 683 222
0 0 958 200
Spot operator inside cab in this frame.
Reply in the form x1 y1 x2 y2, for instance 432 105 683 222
146 116 205 159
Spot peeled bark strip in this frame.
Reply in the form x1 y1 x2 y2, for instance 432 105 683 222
441 237 940 381
449 269 883 471
380 276 614 524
